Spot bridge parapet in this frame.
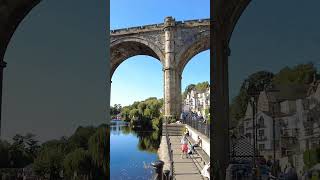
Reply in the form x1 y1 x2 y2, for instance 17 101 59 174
110 23 164 35
176 18 211 26
110 18 210 36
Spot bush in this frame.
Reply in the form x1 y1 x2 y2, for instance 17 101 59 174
303 147 320 169
63 148 92 178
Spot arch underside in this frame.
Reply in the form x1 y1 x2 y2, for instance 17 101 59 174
0 0 41 60
110 40 163 77
226 0 251 42
177 34 210 74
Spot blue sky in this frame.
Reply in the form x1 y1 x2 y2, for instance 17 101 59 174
110 0 210 106
228 0 320 101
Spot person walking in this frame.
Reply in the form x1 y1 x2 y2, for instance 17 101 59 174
184 128 189 136
180 112 184 122
191 136 202 152
181 134 188 158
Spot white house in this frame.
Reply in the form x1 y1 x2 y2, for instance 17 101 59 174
183 87 210 116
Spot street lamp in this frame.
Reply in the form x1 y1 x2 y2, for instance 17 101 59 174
230 133 237 158
265 86 280 177
244 81 260 172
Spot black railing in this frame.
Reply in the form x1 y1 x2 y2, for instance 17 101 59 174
152 122 174 180
182 115 210 138
165 122 174 180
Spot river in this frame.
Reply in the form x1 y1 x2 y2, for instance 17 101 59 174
110 120 160 180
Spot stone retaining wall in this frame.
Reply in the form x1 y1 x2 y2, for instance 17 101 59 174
185 124 210 156
157 136 171 171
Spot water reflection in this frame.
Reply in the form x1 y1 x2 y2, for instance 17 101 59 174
110 120 161 180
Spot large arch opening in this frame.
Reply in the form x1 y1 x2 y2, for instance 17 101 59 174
110 54 163 179
1 1 109 178
229 0 320 176
181 50 210 138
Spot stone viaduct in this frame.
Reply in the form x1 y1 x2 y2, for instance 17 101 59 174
0 0 251 179
110 17 210 120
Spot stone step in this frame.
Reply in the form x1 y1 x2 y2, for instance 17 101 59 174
164 128 184 131
162 131 183 134
163 129 182 131
163 132 182 134
162 133 182 136
162 129 182 131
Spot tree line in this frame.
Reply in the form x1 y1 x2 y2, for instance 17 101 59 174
110 104 122 119
183 81 209 99
229 63 319 126
120 97 163 130
0 125 109 179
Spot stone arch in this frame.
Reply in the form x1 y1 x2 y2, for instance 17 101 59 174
226 0 251 43
110 37 164 77
176 30 210 75
0 0 41 60
0 0 42 134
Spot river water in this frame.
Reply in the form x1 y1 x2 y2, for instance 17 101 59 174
110 120 160 180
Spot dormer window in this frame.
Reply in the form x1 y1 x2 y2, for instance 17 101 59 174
259 117 264 127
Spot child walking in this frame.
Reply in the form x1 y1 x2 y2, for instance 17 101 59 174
181 134 188 158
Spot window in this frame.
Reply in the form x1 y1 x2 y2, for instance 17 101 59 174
245 133 251 139
258 129 264 137
259 144 265 150
258 117 264 127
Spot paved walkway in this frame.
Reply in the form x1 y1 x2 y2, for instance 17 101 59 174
170 136 207 180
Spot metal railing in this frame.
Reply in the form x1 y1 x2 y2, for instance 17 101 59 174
152 122 174 180
182 115 210 138
165 122 174 180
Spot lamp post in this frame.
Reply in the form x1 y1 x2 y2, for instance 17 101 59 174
265 86 280 177
230 133 237 158
244 81 260 177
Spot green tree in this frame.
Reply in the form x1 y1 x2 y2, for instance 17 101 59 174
204 108 210 124
195 81 209 92
144 108 151 118
230 71 274 121
138 102 147 115
303 147 320 169
24 133 40 158
121 107 131 121
273 63 317 85
63 148 92 178
0 140 10 168
33 146 65 179
68 126 96 150
132 101 140 109
8 134 34 168
129 109 140 120
88 127 109 178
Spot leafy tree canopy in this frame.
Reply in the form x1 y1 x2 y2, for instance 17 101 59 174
230 63 319 125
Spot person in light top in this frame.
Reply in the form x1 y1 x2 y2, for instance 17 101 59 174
191 136 202 152
180 134 188 158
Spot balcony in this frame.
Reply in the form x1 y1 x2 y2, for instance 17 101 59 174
281 128 299 138
256 123 266 128
245 127 253 131
305 129 314 137
257 136 267 141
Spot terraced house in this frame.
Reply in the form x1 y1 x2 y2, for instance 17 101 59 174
237 76 320 175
